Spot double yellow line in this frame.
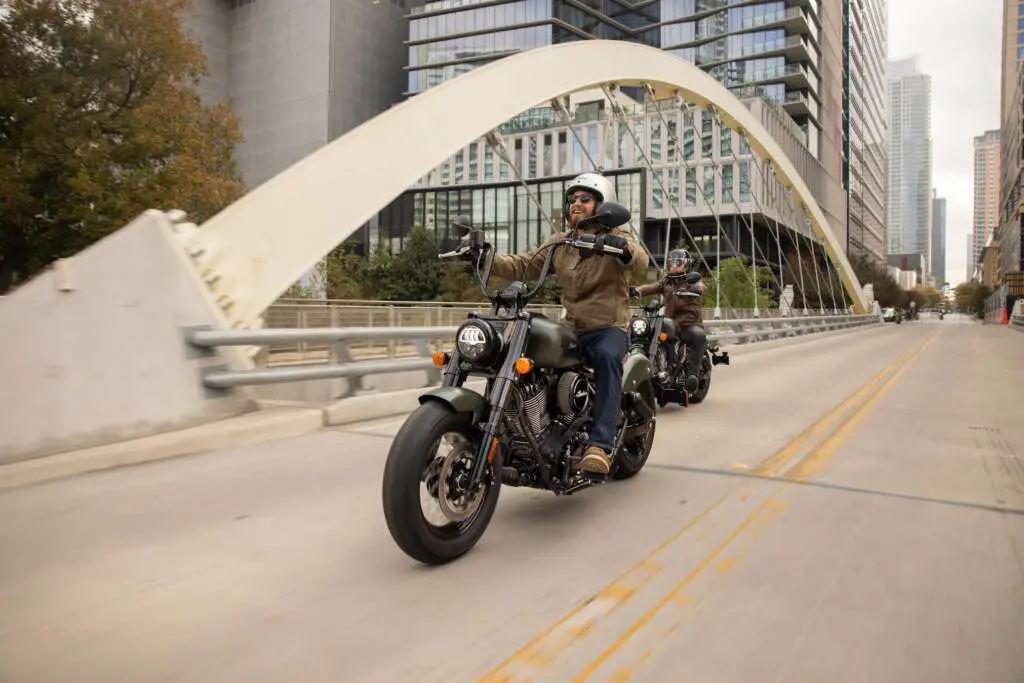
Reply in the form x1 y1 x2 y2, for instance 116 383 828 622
478 328 941 683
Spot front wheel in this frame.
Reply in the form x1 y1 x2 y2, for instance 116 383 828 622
612 380 657 480
382 402 501 565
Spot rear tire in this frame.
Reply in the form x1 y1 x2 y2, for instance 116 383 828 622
382 402 501 565
688 355 712 404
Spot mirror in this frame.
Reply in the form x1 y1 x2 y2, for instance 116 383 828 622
450 214 472 234
576 201 631 229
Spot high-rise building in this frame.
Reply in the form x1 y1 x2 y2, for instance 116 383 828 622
1000 0 1024 121
182 0 410 190
931 191 946 286
973 129 1001 274
401 0 849 252
886 56 932 278
843 0 888 264
967 232 976 282
998 6 1024 279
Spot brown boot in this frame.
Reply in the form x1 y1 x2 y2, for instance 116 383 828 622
578 446 611 475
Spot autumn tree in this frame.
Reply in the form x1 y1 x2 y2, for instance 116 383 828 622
0 0 244 293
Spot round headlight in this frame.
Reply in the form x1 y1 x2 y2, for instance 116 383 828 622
455 320 500 365
630 318 650 336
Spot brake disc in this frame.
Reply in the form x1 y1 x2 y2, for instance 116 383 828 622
437 433 484 523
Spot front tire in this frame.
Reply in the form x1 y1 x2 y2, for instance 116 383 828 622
612 381 657 480
382 402 501 565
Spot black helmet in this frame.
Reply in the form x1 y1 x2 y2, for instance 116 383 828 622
665 248 692 277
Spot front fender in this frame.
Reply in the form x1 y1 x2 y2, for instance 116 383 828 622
418 386 488 417
622 351 653 393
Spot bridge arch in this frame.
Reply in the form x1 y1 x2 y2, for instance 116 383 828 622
186 40 867 326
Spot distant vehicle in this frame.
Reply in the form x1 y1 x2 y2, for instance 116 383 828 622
881 307 903 324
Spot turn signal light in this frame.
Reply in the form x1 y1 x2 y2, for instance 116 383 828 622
431 351 449 367
514 357 534 374
658 332 668 341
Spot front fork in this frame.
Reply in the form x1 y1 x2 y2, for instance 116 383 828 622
466 320 529 491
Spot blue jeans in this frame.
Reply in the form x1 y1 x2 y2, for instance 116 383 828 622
577 327 628 452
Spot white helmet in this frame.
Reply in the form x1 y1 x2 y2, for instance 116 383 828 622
564 172 616 218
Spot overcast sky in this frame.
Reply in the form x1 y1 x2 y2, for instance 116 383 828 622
887 0 1003 286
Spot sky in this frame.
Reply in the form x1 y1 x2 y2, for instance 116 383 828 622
887 0 1003 286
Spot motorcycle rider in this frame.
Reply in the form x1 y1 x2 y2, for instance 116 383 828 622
629 248 707 393
481 172 649 475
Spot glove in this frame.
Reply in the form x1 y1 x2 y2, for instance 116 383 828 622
594 234 633 264
455 245 484 266
628 286 639 298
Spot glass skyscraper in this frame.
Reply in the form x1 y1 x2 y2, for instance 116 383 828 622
406 1 828 160
843 0 888 264
886 56 933 281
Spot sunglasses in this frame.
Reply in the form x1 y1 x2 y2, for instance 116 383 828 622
568 192 595 204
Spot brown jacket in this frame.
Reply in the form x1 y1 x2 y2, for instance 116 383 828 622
636 274 706 327
489 224 649 333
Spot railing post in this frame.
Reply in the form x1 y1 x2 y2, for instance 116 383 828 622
415 338 441 387
388 305 397 357
334 340 366 397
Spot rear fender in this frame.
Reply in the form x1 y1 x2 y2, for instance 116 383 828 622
621 352 653 393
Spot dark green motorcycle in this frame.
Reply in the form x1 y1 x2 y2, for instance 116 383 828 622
381 203 658 565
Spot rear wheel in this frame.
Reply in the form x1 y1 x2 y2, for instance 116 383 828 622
688 354 712 404
382 402 501 565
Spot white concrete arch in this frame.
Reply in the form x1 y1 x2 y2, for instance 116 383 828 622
186 40 868 322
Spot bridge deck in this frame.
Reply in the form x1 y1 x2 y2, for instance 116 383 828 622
1 319 1022 682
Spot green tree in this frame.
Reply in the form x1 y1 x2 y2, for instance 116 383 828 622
438 262 485 302
0 0 244 293
322 244 366 300
703 257 776 309
848 253 905 308
390 228 442 301
358 240 399 301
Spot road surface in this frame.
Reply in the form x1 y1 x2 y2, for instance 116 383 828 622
1 320 1022 682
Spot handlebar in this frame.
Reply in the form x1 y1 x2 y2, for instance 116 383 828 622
438 227 624 304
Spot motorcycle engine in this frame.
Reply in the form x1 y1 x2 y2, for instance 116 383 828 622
556 371 592 417
503 378 550 436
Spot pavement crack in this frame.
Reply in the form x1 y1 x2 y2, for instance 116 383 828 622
645 462 1024 516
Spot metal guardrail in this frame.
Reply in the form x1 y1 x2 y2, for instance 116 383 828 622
1011 305 1024 332
188 314 881 393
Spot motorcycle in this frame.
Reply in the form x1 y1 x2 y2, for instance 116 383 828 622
381 203 659 566
627 280 729 408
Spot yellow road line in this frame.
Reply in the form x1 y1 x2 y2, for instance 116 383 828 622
477 330 938 682
781 329 940 481
567 329 941 681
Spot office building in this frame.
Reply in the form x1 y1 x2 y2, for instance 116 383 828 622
182 0 410 190
974 129 1001 275
843 0 888 264
886 56 932 280
931 191 946 286
966 232 976 283
1001 0 1024 120
998 12 1024 278
387 0 850 269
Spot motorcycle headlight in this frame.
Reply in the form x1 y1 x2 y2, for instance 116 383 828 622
630 318 650 337
455 320 501 365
